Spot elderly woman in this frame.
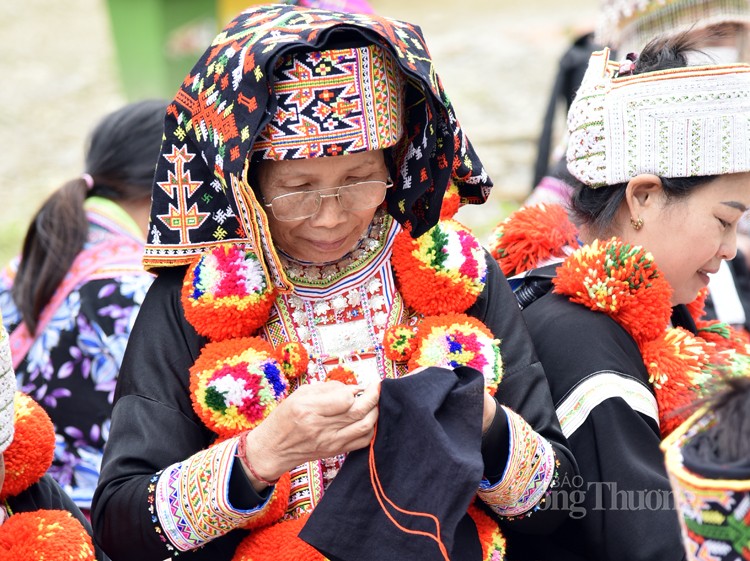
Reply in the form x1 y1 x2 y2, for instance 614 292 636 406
91 5 576 561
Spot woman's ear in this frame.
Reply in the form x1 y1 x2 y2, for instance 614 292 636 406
624 174 663 218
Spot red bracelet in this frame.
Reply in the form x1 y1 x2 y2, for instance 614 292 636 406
236 433 279 487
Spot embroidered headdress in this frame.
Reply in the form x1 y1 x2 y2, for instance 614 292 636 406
596 0 750 54
0 320 13 454
144 4 492 276
567 48 750 188
662 396 750 560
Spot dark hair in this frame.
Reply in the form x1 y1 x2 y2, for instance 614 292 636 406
568 32 721 236
690 375 750 465
12 99 168 333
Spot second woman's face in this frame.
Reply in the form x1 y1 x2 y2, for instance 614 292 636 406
628 172 750 305
255 150 388 264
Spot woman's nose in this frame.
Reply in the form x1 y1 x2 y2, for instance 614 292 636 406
308 193 347 227
720 230 738 261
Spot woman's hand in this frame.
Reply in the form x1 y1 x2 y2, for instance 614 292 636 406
242 381 380 489
482 391 497 435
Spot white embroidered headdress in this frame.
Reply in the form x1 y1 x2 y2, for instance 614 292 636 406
0 319 15 454
567 48 750 188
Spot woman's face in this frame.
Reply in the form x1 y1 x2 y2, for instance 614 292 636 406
255 150 388 264
621 173 750 305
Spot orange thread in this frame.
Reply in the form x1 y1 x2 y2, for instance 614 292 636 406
367 421 450 561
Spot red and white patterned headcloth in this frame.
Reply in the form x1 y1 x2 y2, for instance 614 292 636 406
252 44 404 161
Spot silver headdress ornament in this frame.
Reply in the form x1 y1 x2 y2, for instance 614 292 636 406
567 48 750 188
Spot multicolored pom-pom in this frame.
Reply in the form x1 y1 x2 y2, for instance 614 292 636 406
190 338 289 437
409 314 503 395
325 366 359 385
488 203 579 277
468 502 507 561
392 220 487 316
182 243 277 341
1 392 55 500
274 342 309 380
0 510 96 560
383 324 418 361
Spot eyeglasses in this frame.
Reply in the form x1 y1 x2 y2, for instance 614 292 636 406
263 180 393 221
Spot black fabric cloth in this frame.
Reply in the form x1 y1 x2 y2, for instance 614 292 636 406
505 271 689 561
7 474 109 561
92 255 577 561
300 366 485 561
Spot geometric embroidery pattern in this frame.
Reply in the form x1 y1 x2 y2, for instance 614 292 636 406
478 406 556 517
144 4 492 271
252 45 402 160
154 437 271 551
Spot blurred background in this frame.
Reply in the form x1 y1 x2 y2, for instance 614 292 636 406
0 0 598 264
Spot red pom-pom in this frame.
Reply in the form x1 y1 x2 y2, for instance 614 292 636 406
641 328 709 437
240 472 292 531
383 324 418 361
489 203 579 277
325 366 358 385
274 342 309 379
1 393 55 500
439 182 461 219
233 515 324 561
686 288 709 323
0 510 96 560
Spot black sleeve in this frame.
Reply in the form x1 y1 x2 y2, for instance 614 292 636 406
467 253 578 533
8 474 110 561
91 267 262 561
521 293 687 561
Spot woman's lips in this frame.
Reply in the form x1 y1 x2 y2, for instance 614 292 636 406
697 268 717 285
308 237 347 252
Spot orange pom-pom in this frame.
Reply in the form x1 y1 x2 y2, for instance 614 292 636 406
489 203 579 277
274 342 309 379
182 243 277 341
325 366 358 385
232 515 324 561
685 288 709 323
553 238 673 344
383 324 418 361
439 182 461 220
240 472 292 531
641 328 710 436
0 510 95 560
468 502 506 560
1 393 55 500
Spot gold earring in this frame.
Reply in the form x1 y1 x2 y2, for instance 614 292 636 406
630 217 644 231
